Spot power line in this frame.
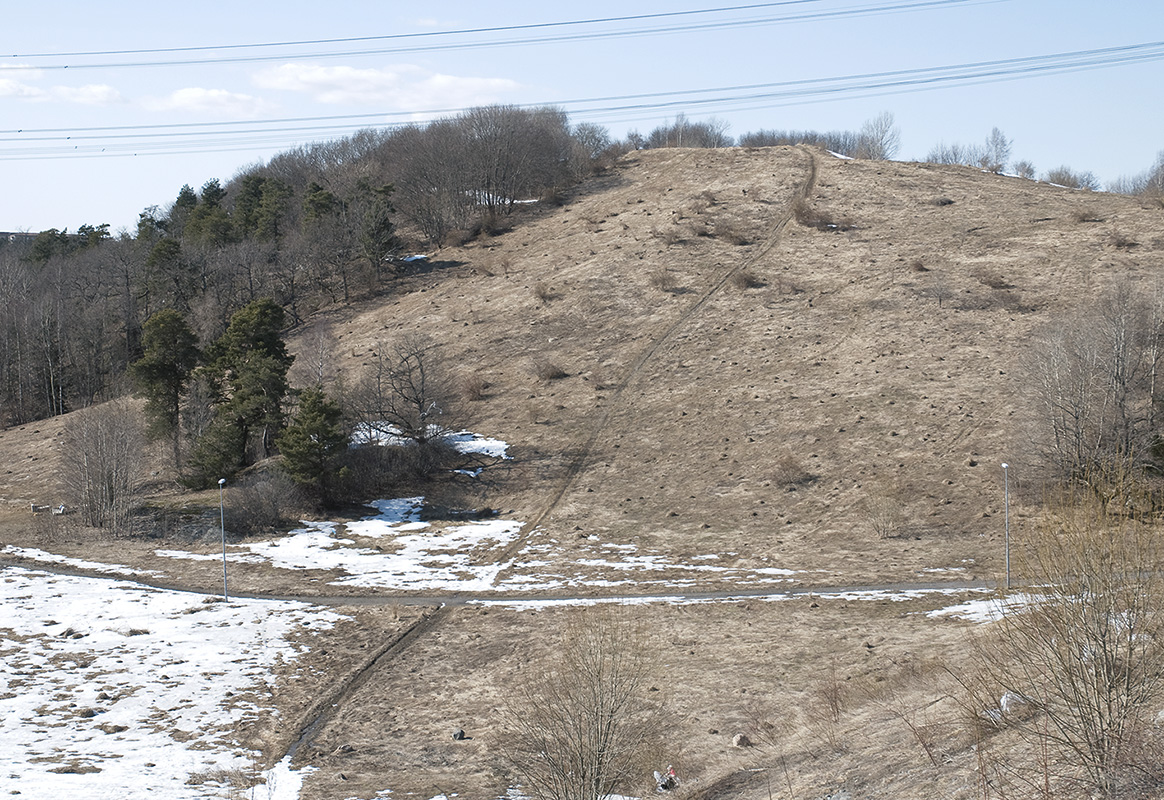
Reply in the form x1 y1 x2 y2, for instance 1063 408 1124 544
0 39 1158 161
1 0 988 70
8 1 826 58
2 40 1159 143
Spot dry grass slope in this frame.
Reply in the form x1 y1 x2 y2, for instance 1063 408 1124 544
2 146 1163 799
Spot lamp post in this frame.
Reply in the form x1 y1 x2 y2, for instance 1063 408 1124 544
1001 463 1010 590
218 478 228 601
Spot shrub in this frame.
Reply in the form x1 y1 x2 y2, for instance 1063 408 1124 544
730 269 763 290
772 453 814 488
866 487 907 539
716 223 750 245
648 267 678 293
461 374 489 402
224 473 304 535
792 197 854 231
1012 159 1037 180
1044 166 1099 190
533 359 568 381
1110 230 1139 249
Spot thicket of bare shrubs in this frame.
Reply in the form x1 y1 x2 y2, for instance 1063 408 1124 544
1018 279 1164 488
1044 165 1100 190
738 111 899 160
925 126 1013 173
959 477 1164 799
502 610 668 800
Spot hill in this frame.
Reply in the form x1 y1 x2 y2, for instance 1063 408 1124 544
1 145 1162 799
300 144 1161 587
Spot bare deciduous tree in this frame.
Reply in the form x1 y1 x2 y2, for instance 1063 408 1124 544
964 483 1164 798
504 610 667 800
982 127 1012 173
350 334 457 445
61 398 147 531
855 111 900 160
1021 280 1164 487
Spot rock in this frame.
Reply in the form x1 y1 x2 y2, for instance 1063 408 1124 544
732 733 753 748
452 729 466 741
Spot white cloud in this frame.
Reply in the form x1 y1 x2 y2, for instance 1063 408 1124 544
253 62 520 108
144 87 275 117
0 77 45 99
51 84 123 105
0 66 119 105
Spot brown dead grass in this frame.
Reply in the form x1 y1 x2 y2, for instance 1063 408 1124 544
4 146 1164 798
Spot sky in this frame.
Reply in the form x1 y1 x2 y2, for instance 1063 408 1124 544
2 0 1162 234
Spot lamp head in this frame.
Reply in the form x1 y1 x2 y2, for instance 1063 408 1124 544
218 478 226 486
1001 463 1008 469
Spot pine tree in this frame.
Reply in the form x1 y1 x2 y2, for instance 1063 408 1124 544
277 387 348 503
187 298 294 487
129 309 199 468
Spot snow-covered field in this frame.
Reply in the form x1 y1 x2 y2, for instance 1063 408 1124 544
0 567 340 799
152 495 808 594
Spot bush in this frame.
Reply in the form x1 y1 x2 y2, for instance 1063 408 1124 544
461 374 489 402
792 197 855 231
1044 166 1099 190
772 453 814 488
1012 159 1037 180
224 473 305 535
730 269 763 290
716 222 750 246
533 359 569 381
648 267 678 293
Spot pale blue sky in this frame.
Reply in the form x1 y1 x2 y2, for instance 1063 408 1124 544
2 0 1161 232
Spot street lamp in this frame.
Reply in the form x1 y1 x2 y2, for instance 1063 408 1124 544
1001 463 1010 590
218 478 228 601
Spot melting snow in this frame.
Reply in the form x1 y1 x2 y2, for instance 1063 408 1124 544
0 567 342 799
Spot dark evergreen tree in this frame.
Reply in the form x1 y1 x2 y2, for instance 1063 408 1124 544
357 182 399 277
277 387 348 503
188 298 294 486
129 309 200 468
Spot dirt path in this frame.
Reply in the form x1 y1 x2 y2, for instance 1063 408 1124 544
0 554 993 605
495 146 820 564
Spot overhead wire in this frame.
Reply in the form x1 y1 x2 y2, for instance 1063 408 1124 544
5 1 833 58
0 39 1160 161
2 0 991 70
